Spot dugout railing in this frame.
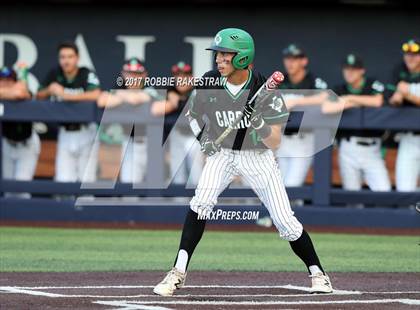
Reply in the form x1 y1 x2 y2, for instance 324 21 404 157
0 100 419 209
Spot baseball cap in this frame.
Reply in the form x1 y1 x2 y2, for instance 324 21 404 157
342 54 364 69
171 61 192 74
0 66 17 80
402 38 420 54
282 44 306 58
123 58 146 73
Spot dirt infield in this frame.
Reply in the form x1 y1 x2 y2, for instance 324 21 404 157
1 271 419 309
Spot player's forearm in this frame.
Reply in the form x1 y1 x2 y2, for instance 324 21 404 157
321 99 354 114
187 112 206 138
100 94 123 108
0 88 15 100
348 94 383 107
287 92 327 107
262 133 281 149
151 100 176 116
261 124 281 150
15 88 31 100
116 90 151 105
36 89 51 100
151 96 179 116
0 86 31 100
402 92 420 106
164 92 181 114
62 89 101 102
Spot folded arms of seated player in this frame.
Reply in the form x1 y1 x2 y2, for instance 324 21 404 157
37 82 101 102
0 81 31 100
150 90 180 116
322 93 383 114
390 81 420 106
322 78 385 114
97 89 152 108
285 91 329 110
341 94 383 107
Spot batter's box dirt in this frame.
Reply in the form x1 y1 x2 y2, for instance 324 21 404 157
0 271 419 309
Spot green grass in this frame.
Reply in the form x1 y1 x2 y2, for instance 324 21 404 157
0 227 419 272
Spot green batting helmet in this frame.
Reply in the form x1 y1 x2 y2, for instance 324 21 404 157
206 28 255 70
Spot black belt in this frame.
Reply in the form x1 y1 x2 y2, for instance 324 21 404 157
342 137 378 146
357 141 377 146
284 132 308 139
7 138 29 146
63 124 83 131
400 131 420 135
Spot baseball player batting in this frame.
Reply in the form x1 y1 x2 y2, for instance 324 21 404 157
154 28 333 296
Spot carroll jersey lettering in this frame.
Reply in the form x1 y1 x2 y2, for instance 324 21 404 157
189 69 289 150
215 110 251 128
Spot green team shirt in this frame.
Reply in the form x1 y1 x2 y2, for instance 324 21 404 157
189 69 289 150
39 66 100 94
39 66 100 126
334 77 385 138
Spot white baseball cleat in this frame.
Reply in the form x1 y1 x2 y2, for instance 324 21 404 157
310 272 333 294
153 267 187 296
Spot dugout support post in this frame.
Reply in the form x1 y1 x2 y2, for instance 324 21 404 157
0 119 2 197
312 128 333 206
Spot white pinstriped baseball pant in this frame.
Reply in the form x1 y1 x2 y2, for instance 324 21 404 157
396 133 420 191
190 148 303 241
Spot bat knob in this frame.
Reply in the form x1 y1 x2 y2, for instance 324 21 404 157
266 71 285 89
272 71 285 84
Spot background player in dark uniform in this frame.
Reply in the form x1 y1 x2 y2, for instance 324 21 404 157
150 61 203 185
387 39 420 191
97 58 162 183
37 42 101 183
154 28 333 297
0 66 40 196
322 54 391 192
258 45 328 225
276 44 328 191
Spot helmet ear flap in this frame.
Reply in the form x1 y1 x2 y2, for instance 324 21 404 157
231 53 239 69
232 54 249 70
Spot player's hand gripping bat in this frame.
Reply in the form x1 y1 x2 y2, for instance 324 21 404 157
214 71 284 145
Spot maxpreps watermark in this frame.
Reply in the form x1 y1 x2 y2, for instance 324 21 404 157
197 209 260 221
116 76 224 88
